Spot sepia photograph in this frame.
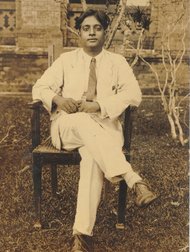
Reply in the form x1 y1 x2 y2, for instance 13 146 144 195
0 0 189 251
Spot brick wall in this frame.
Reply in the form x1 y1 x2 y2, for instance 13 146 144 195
150 0 190 51
133 58 189 94
0 49 188 93
0 49 47 92
20 0 60 28
16 0 63 48
2 0 189 51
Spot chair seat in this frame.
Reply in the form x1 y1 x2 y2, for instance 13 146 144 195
33 136 129 155
33 137 81 165
33 137 130 168
33 136 77 153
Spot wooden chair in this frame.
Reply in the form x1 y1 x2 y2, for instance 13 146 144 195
28 45 135 229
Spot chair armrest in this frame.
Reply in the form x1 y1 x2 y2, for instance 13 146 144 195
28 99 43 109
123 106 137 161
28 100 43 149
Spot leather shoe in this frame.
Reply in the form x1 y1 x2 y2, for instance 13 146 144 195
71 234 94 252
133 181 158 207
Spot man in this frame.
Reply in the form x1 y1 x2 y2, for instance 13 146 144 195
33 9 157 252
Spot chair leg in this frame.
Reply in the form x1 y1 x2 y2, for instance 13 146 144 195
51 164 58 196
102 179 110 201
32 154 42 228
116 180 127 229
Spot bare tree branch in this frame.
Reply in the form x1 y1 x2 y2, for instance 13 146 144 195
105 0 127 49
0 125 15 144
130 28 144 68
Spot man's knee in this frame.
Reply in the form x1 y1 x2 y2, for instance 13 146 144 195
70 112 92 126
58 112 89 126
58 112 99 138
74 112 90 120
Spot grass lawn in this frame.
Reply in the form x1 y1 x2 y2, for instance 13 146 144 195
0 95 188 252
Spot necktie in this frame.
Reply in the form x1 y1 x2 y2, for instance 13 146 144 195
86 58 97 101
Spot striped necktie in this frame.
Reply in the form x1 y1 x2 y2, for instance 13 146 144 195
86 58 97 101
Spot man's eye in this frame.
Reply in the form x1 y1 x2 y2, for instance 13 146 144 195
82 26 89 31
95 26 102 31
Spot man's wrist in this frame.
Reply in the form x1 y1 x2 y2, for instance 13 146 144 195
93 101 100 112
53 95 62 105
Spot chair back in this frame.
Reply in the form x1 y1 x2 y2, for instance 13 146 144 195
48 44 76 66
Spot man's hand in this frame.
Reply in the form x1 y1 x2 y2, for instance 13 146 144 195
77 100 100 113
53 95 78 114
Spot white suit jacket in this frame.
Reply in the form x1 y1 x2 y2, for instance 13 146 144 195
32 48 142 150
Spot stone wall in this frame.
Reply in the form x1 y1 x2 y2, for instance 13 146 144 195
133 57 189 94
16 0 63 48
150 0 190 51
0 48 47 92
0 48 188 94
1 0 189 51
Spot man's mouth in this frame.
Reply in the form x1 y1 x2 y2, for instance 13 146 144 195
87 39 98 41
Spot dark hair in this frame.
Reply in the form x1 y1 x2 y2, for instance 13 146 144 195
75 9 110 30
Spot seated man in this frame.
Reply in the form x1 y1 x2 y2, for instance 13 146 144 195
32 9 157 252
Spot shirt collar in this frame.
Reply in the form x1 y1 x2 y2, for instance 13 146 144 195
81 48 105 66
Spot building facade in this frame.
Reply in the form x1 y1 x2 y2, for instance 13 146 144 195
0 0 189 92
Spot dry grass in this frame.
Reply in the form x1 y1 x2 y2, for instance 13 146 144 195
0 96 188 252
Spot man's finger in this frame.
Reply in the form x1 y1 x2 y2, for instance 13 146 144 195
78 106 83 112
65 101 75 112
78 103 85 112
62 102 71 112
78 101 84 110
67 99 78 111
63 106 69 113
71 98 79 105
76 100 82 106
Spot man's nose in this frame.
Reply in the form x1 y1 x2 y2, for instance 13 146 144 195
89 27 95 35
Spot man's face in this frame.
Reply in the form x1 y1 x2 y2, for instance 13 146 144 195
79 16 105 51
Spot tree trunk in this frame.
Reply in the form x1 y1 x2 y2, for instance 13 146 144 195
167 114 177 140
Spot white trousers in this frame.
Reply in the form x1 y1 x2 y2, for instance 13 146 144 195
52 112 141 235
